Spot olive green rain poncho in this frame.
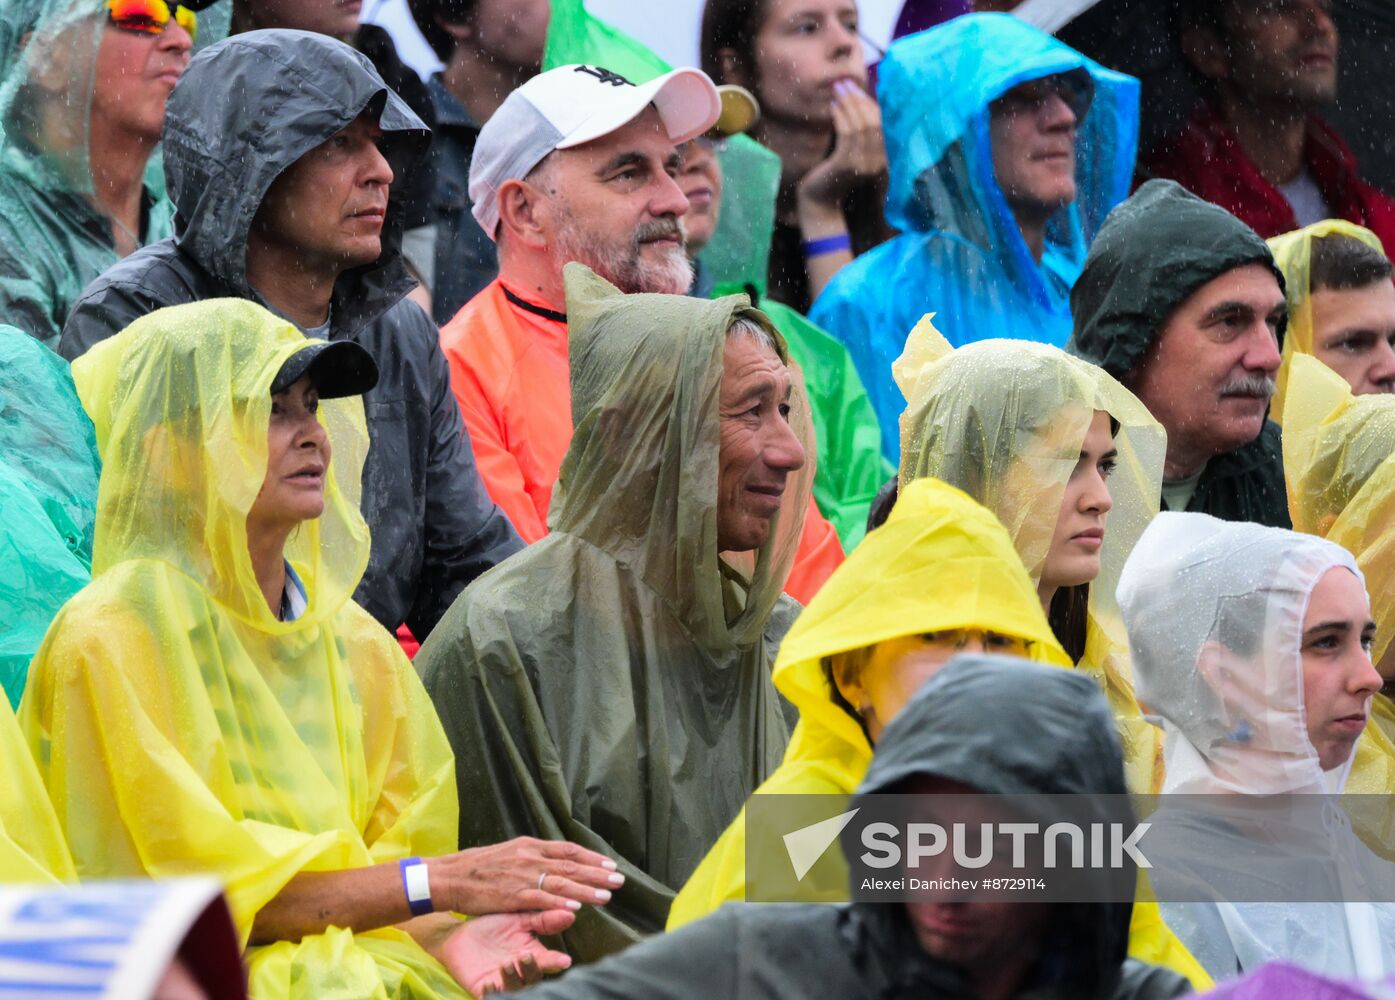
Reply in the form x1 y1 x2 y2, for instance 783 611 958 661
0 0 176 347
417 264 814 963
20 300 466 998
1068 180 1290 528
896 316 1167 794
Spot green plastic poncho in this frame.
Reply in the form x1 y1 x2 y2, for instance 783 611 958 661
1068 180 1290 528
0 0 175 348
417 264 815 963
20 299 467 998
542 0 890 548
1268 219 1387 422
897 316 1167 794
0 324 98 705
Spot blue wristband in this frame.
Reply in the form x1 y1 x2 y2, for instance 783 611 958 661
399 857 433 917
802 233 852 257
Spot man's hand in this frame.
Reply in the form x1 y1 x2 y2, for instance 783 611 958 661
438 910 576 996
431 837 624 915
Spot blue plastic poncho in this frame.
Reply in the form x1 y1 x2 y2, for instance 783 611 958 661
810 14 1139 462
0 324 97 705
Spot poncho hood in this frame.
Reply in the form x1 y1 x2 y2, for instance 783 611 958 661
846 655 1135 996
773 477 1068 783
1284 354 1395 671
879 14 1137 294
1268 219 1385 421
895 316 1167 791
0 0 109 195
557 262 813 648
1119 511 1365 795
161 29 429 333
70 298 372 631
1068 179 1286 379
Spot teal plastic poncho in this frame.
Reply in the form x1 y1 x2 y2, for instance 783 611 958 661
810 14 1139 462
542 0 890 547
0 324 97 705
0 0 175 347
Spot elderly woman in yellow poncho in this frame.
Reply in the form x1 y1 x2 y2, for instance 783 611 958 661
1283 352 1395 847
1268 220 1395 419
19 300 623 998
667 477 1210 989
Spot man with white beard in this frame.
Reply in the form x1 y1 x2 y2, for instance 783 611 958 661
438 63 845 601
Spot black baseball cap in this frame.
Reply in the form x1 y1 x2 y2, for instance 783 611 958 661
270 340 379 398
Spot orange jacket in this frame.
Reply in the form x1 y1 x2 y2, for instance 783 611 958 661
440 279 843 604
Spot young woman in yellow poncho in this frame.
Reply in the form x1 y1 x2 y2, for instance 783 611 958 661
1283 352 1395 852
667 477 1211 989
19 300 623 998
1268 220 1395 420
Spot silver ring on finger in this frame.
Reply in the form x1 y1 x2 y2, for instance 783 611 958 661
537 872 547 892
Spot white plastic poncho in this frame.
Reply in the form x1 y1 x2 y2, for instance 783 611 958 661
1119 512 1395 980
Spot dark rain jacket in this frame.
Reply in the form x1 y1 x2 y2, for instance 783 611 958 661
57 30 522 639
1067 179 1290 528
516 657 1191 999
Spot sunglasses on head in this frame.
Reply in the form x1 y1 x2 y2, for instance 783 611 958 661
106 0 197 42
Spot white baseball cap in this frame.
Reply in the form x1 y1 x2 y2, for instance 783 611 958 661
469 63 722 240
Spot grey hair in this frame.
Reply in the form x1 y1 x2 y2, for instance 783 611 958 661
726 316 780 355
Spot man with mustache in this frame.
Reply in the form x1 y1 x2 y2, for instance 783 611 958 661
438 63 845 603
59 30 522 644
1068 180 1291 528
1140 0 1395 255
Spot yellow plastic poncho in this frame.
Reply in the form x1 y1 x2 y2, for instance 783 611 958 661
1268 219 1387 422
668 477 1070 923
1283 353 1395 831
20 300 466 999
1 693 74 883
669 476 1211 989
895 317 1167 797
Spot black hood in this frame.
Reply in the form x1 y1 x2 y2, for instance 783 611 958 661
161 29 430 332
845 655 1135 997
1067 179 1286 379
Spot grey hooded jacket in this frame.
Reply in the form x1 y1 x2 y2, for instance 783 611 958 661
58 29 522 639
516 657 1191 1000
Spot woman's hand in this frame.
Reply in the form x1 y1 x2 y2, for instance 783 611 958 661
431 837 624 915
433 910 576 995
796 81 888 216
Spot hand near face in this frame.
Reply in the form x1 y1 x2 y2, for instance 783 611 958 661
797 81 888 211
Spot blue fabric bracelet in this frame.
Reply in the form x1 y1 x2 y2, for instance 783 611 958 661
802 233 852 257
399 856 433 917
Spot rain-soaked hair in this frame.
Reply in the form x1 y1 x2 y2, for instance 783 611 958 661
1310 234 1394 294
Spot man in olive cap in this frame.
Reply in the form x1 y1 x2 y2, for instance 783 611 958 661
1068 179 1289 527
